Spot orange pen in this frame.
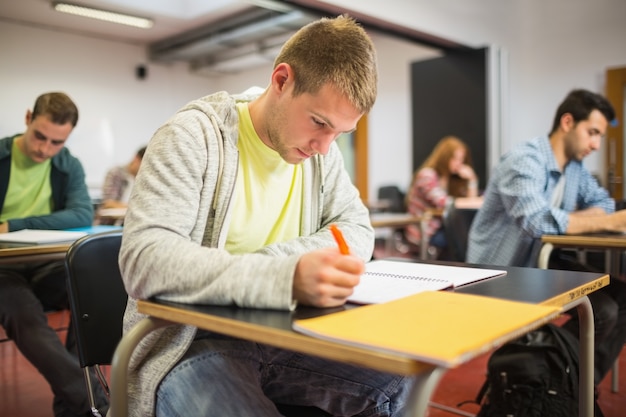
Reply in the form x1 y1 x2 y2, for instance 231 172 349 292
329 224 350 255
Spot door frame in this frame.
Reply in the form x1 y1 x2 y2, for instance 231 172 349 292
605 67 626 200
354 115 369 202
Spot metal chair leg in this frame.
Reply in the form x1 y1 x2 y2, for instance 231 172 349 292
109 317 172 417
83 367 104 417
612 357 619 393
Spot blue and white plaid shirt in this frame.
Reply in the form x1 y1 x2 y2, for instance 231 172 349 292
467 136 614 267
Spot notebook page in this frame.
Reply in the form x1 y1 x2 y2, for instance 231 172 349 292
349 269 450 304
348 260 506 304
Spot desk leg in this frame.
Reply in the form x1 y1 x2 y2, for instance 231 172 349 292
110 317 172 417
537 242 554 269
608 248 623 280
575 296 595 417
403 366 446 417
419 217 430 261
385 229 395 256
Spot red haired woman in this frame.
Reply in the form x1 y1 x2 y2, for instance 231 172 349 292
405 136 482 258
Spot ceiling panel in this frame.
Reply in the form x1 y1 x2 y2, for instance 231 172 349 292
0 0 455 75
0 0 256 44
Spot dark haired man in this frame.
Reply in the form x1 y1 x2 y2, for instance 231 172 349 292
0 92 101 416
468 89 626 386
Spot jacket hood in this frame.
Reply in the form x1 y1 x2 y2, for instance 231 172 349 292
178 87 265 147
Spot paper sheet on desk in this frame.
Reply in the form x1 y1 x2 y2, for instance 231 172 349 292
97 208 127 217
349 260 507 304
0 229 88 244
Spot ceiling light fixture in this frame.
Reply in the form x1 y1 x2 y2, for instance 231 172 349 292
52 2 153 29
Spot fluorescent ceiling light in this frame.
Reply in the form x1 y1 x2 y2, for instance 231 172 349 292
52 2 153 29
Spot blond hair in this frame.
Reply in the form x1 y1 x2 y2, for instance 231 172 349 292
274 15 378 114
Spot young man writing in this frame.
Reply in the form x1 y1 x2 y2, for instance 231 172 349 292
120 15 413 417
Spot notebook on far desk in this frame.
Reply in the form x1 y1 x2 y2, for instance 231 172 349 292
349 260 506 304
0 225 122 245
0 229 88 244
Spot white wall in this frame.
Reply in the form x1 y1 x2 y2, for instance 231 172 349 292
0 22 213 190
325 0 626 192
0 19 435 199
366 32 439 193
2 0 626 199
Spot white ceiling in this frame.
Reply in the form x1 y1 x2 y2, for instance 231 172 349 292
0 0 268 45
0 0 319 74
0 0 453 75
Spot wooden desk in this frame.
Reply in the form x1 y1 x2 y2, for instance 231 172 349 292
0 242 70 265
0 225 123 265
370 212 423 229
110 264 607 417
95 208 127 226
538 233 626 393
370 210 443 260
539 233 626 278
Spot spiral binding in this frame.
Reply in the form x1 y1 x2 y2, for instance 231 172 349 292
365 272 449 283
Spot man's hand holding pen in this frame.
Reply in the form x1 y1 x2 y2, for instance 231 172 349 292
292 225 364 307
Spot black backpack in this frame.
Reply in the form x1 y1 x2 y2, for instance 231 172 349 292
474 323 602 417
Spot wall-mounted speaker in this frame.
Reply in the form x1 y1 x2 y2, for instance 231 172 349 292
136 65 147 80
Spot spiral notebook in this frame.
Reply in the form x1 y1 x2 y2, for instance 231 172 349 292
349 260 506 304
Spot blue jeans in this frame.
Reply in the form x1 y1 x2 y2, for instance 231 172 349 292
156 332 414 417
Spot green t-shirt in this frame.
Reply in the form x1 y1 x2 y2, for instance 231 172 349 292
0 140 53 222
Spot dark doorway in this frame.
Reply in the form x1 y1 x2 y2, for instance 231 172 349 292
411 47 488 187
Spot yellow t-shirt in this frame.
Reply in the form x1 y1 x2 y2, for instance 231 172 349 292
0 140 52 222
225 102 303 254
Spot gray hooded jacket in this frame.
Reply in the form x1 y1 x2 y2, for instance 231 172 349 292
118 90 374 416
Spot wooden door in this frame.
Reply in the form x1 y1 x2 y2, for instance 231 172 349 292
410 47 488 186
606 67 626 200
336 115 369 202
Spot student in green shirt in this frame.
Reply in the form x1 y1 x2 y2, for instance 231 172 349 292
0 92 101 417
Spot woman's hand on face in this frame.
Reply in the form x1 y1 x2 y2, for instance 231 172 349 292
456 164 477 180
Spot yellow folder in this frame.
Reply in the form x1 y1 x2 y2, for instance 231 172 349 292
293 291 561 367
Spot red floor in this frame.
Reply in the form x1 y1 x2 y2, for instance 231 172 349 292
1 311 625 417
428 345 626 417
372 242 626 416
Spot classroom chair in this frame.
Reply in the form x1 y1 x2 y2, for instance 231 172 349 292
66 231 331 417
65 231 126 416
442 204 478 262
373 185 419 257
376 185 406 213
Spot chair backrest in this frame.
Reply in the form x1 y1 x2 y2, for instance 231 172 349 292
377 185 406 213
66 231 333 417
443 205 478 262
65 231 126 367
